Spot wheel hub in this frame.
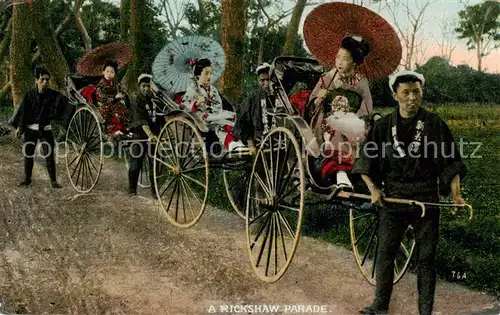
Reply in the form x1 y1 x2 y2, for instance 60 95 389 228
257 196 278 211
171 167 181 176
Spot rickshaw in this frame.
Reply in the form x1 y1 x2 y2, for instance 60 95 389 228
63 57 472 286
63 74 170 193
150 56 473 285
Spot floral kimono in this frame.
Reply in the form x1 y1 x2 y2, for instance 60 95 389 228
308 68 373 178
95 77 129 136
182 82 237 148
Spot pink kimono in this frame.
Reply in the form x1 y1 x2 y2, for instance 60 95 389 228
308 68 373 177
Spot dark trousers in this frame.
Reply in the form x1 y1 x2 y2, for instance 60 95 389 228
128 140 155 193
373 195 440 315
23 129 57 183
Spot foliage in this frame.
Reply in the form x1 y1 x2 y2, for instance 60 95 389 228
48 0 166 74
184 0 309 102
369 77 397 108
184 0 222 38
242 25 309 98
455 1 500 54
413 56 500 104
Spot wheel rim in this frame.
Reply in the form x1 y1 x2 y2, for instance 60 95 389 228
223 158 252 219
65 107 103 193
349 207 416 286
153 117 209 228
246 127 305 282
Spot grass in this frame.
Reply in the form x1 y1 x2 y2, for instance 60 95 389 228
207 103 500 296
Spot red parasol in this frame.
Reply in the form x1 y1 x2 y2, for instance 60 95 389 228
303 2 402 80
76 43 134 76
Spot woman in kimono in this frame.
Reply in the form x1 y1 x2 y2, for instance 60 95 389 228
94 60 129 137
308 36 373 189
182 58 247 152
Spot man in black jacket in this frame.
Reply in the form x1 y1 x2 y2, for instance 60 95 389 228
127 74 164 198
232 62 275 154
14 67 69 188
353 71 466 315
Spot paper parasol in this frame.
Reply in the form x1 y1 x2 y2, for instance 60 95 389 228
77 42 134 76
152 35 226 94
303 2 402 80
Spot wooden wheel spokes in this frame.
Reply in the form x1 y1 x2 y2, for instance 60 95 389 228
394 226 416 284
153 117 209 228
349 207 416 286
350 207 378 285
223 159 252 219
246 127 305 282
65 107 103 193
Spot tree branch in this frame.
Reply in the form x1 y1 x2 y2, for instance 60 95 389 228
1 81 10 94
0 17 12 57
72 0 91 51
160 0 187 38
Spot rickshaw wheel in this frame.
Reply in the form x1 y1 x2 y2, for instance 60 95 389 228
153 116 209 228
349 206 416 286
222 158 252 219
124 147 151 188
65 106 103 193
246 127 305 283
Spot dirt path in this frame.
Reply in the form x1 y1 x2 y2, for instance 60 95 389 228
0 137 497 315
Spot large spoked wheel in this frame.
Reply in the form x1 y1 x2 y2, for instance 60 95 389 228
223 157 253 219
65 107 103 193
246 127 305 282
153 117 209 228
124 145 151 188
349 206 416 286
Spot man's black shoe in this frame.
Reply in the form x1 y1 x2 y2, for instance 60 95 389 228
18 180 31 187
128 189 137 196
51 182 62 188
359 306 389 315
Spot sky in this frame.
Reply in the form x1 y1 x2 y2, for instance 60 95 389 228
293 0 500 73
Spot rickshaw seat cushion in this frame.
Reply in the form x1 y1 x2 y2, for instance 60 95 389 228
81 85 97 104
289 90 312 115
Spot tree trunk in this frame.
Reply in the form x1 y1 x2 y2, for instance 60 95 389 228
72 0 91 51
219 0 246 108
123 0 146 95
75 8 92 51
476 37 482 72
31 0 70 92
10 4 32 107
197 0 206 34
120 0 130 41
282 0 307 56
258 26 270 65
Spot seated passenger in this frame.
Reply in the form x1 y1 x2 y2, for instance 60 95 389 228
308 36 373 189
94 60 129 138
181 58 247 152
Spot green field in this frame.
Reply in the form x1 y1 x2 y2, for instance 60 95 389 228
209 103 500 296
